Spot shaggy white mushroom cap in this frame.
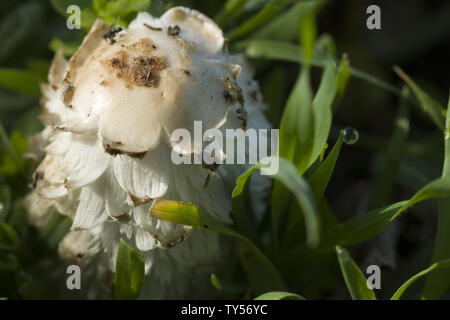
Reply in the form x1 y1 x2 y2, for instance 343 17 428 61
28 6 271 298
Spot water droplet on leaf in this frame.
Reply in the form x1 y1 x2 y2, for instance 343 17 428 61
343 127 359 145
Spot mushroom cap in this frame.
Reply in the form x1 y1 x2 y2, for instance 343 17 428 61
46 7 245 156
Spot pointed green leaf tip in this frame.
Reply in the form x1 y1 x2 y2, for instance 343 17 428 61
336 246 376 300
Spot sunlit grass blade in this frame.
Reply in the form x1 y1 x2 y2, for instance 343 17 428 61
308 59 338 168
367 87 410 210
279 67 313 172
227 0 297 40
392 259 450 300
251 0 328 42
336 246 376 300
211 273 223 290
299 5 317 63
255 291 306 300
423 93 450 299
308 131 344 200
235 39 311 64
150 199 286 294
334 54 351 107
210 272 246 295
277 55 337 174
394 66 445 131
215 0 250 27
233 157 320 248
0 69 45 98
237 39 402 97
113 239 145 300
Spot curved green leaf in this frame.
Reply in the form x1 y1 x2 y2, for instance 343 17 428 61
392 259 450 300
150 199 286 294
423 94 450 299
232 157 320 247
392 176 450 221
255 291 305 300
227 0 297 40
237 39 402 96
215 0 250 27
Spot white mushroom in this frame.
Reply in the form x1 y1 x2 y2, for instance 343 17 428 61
27 6 271 299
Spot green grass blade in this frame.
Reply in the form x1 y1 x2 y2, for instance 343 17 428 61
391 176 450 221
150 199 286 294
308 131 344 200
227 0 297 40
215 0 250 27
394 66 445 131
367 87 410 210
0 69 45 98
285 172 450 261
233 157 320 248
423 94 450 299
255 291 306 300
279 67 314 172
113 239 145 300
299 4 317 63
251 0 328 42
320 202 405 252
334 54 351 107
277 53 337 174
308 58 338 167
210 273 223 290
336 246 376 300
236 39 402 96
392 259 450 300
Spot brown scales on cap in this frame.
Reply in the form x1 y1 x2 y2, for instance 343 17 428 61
103 26 123 44
62 84 75 106
103 142 148 159
31 171 44 190
108 49 168 89
167 25 181 36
